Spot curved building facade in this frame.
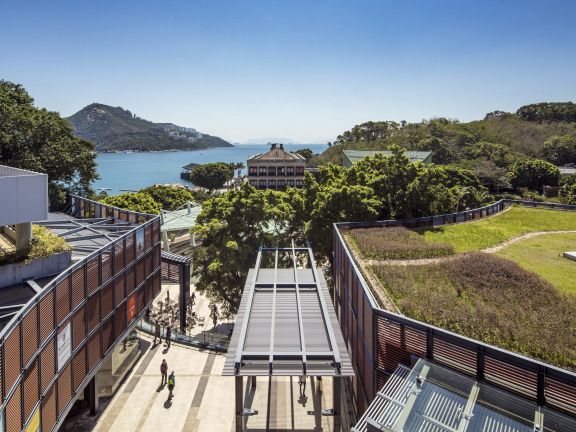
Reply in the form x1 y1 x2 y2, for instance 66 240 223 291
0 194 162 432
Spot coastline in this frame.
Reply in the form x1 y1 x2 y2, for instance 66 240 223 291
94 145 235 154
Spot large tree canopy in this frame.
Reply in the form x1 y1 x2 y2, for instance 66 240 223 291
100 192 161 214
0 80 98 207
507 159 561 191
189 162 231 192
191 147 488 313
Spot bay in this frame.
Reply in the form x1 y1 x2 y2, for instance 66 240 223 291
93 143 328 195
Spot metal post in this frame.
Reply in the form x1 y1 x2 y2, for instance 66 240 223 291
88 375 99 416
333 376 341 432
179 262 190 331
251 375 256 389
235 376 243 432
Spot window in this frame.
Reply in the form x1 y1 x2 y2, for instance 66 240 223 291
277 180 285 188
250 180 257 186
296 167 304 175
268 180 276 189
287 167 295 176
277 167 285 175
268 167 276 176
287 180 294 187
259 167 267 176
249 167 257 175
296 180 303 187
259 180 267 189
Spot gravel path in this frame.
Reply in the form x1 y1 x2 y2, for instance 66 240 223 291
364 230 576 267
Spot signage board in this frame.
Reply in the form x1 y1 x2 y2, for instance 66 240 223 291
127 293 137 322
57 321 72 370
135 228 145 258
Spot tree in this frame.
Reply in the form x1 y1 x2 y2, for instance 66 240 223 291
294 148 314 162
541 135 576 166
233 162 245 178
100 192 161 214
469 159 510 192
190 184 298 315
189 163 230 192
415 137 456 164
139 185 197 211
0 80 99 207
507 159 561 192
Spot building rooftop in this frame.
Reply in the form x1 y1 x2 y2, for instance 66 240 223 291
354 358 576 432
342 150 433 168
36 212 137 260
223 242 354 377
248 143 306 162
182 162 201 171
160 202 202 232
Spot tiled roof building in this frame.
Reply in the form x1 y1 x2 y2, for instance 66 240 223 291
247 143 307 190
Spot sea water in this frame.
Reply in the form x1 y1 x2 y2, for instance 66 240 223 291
93 144 328 195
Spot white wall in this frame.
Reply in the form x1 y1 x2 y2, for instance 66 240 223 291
0 165 48 225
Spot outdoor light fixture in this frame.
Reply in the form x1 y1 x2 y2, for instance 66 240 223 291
321 409 334 416
416 375 425 386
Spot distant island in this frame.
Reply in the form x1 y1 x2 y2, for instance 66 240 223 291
66 103 233 152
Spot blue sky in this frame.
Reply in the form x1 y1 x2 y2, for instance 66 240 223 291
1 0 575 143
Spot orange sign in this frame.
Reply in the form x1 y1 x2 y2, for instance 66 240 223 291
127 293 137 322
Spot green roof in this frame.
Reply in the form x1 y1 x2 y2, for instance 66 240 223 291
342 150 433 168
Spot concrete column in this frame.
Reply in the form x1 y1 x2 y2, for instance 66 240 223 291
235 376 243 432
88 375 99 416
15 222 32 249
162 231 170 253
333 377 341 432
251 375 256 389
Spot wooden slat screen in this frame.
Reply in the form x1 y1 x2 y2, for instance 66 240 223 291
39 290 55 344
73 345 87 391
41 385 56 432
72 306 86 351
56 278 70 325
114 240 125 271
485 355 537 399
433 338 476 376
57 362 72 416
4 324 21 395
6 383 21 432
102 247 113 283
22 305 38 367
23 358 39 423
115 275 126 306
40 338 55 393
88 330 101 372
72 267 85 309
102 317 115 354
102 282 114 319
546 377 576 414
87 256 100 295
87 294 100 334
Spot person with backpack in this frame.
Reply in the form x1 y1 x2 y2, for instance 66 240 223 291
160 359 168 385
168 371 175 399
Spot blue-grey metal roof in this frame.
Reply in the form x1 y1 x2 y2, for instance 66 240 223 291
222 241 354 377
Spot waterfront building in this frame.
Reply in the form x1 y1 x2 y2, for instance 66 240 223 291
247 143 307 190
342 150 433 168
181 162 200 180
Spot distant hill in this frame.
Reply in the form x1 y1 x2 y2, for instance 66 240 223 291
66 104 232 152
242 137 300 144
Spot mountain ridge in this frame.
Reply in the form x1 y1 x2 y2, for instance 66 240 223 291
66 103 232 152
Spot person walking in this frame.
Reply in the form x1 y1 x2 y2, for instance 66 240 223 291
161 359 168 385
191 292 196 306
298 375 306 395
154 320 161 345
168 371 175 399
166 325 172 348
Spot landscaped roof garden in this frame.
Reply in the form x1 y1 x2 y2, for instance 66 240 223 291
344 204 576 370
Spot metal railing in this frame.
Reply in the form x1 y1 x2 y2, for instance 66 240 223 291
136 320 230 352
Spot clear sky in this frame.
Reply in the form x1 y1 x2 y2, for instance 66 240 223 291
1 0 575 143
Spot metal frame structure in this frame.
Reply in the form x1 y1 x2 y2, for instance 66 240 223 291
224 240 353 432
0 195 162 432
225 240 352 378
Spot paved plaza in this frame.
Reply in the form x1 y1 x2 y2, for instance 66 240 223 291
91 334 352 432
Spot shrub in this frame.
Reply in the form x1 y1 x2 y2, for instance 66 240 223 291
373 252 576 369
0 225 72 266
350 226 454 259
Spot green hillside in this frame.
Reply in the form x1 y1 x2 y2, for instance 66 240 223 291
66 103 232 152
320 102 576 168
